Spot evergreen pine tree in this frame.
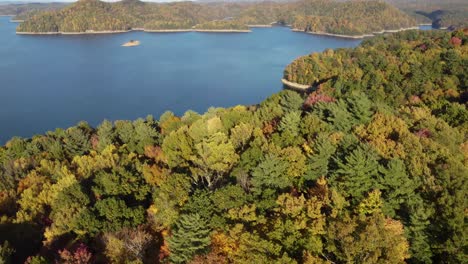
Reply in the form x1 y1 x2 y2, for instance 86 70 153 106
378 158 417 217
63 127 91 157
330 144 380 202
279 110 302 138
279 90 304 112
314 100 355 132
168 213 211 264
346 93 373 125
304 133 337 181
406 195 434 264
97 120 114 152
133 119 160 154
251 154 291 192
430 160 467 263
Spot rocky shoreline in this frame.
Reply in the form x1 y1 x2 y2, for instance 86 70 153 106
17 30 131 35
15 25 427 37
294 29 373 39
372 26 420 34
145 29 251 33
293 26 421 39
16 28 252 35
281 78 311 91
248 24 274 28
194 29 251 33
16 32 61 35
144 29 193 33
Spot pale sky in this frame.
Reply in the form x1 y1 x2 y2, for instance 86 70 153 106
0 0 195 2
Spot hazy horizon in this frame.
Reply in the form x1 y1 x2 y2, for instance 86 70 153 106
0 0 222 3
0 0 260 2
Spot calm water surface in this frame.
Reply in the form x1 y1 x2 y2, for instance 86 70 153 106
0 17 429 143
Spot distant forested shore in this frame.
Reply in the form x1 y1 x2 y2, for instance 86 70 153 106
15 0 418 37
3 0 466 34
386 0 468 29
15 25 426 38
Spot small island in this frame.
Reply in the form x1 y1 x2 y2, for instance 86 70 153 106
122 40 140 47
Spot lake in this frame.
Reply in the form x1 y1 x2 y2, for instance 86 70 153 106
0 17 430 143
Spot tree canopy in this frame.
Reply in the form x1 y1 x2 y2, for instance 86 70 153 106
0 29 466 263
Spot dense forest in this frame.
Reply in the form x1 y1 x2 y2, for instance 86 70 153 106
16 0 416 35
1 29 466 263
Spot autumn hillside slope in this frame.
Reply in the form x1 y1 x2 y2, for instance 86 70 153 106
0 30 467 263
16 0 416 35
386 0 468 29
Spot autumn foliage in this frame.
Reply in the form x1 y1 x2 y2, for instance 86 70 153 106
0 30 466 264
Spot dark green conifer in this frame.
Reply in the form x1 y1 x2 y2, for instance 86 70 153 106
168 213 211 264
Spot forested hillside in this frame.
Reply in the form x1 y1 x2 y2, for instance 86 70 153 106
387 0 468 29
0 2 67 20
284 0 416 35
1 29 466 263
17 0 416 35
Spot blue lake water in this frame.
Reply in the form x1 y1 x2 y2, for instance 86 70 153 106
0 16 431 143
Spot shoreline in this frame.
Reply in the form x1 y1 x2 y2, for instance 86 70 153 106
281 78 310 91
294 29 373 39
17 31 61 35
10 20 24 23
293 26 421 39
144 29 193 32
248 24 272 28
17 28 252 35
373 26 420 34
194 29 251 33
63 30 130 35
17 30 131 35
247 21 277 28
15 25 426 37
145 29 251 33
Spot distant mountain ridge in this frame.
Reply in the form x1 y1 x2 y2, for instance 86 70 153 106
16 0 417 36
385 0 467 28
0 2 67 18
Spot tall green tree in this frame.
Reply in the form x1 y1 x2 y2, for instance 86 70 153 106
378 158 417 217
330 144 381 203
304 133 337 181
168 213 211 264
96 120 115 152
